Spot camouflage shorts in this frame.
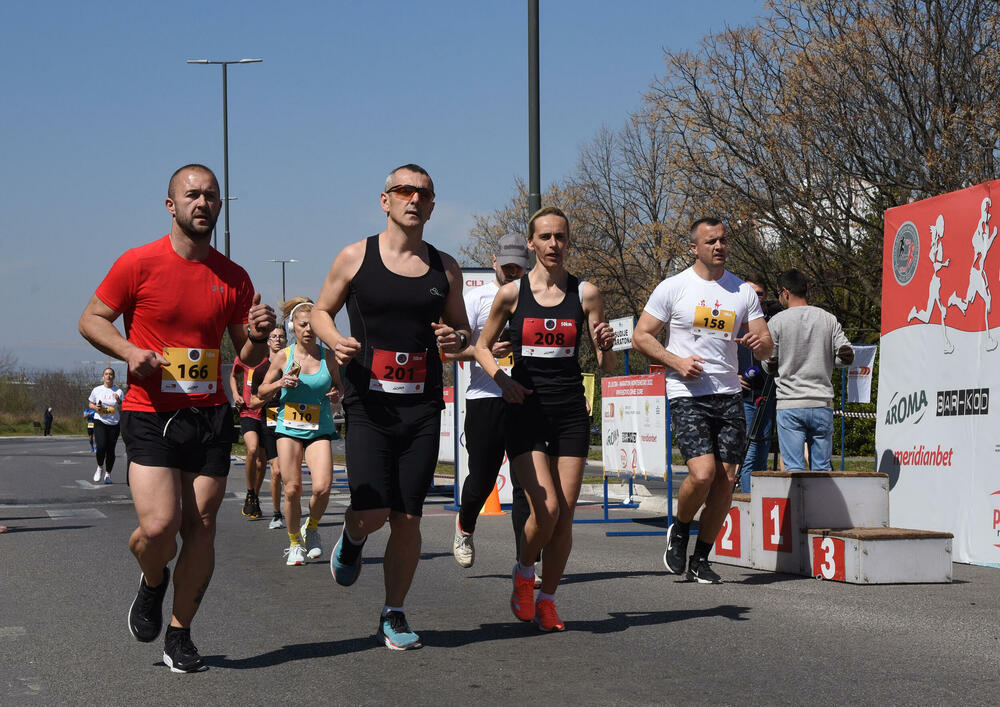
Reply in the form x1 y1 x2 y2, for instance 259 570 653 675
670 393 746 463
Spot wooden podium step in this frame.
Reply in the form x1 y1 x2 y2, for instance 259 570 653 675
709 493 751 567
748 471 890 574
805 528 953 584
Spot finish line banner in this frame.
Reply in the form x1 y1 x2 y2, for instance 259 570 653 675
880 180 1000 566
601 374 667 480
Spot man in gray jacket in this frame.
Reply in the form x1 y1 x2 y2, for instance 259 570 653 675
764 269 853 471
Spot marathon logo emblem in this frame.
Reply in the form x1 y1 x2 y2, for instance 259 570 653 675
544 318 557 331
606 429 619 446
936 388 989 416
189 349 202 362
396 353 409 365
884 390 928 425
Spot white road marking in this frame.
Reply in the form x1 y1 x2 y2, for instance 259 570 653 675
46 508 106 519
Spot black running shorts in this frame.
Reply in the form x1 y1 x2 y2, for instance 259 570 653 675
669 393 746 463
121 404 237 477
240 416 278 460
344 401 440 516
506 394 590 459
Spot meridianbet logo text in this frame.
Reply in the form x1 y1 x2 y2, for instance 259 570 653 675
936 388 989 416
884 390 928 425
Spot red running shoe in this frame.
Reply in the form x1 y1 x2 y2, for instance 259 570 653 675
510 566 536 622
534 598 565 632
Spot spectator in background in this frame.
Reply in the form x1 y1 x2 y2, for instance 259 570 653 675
737 275 777 491
43 407 53 436
764 269 854 471
83 407 96 451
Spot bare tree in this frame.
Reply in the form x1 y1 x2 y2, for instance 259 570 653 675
647 0 1000 337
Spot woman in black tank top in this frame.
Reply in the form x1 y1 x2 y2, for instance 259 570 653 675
473 207 617 632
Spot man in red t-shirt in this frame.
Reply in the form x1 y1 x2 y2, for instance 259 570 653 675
79 164 275 673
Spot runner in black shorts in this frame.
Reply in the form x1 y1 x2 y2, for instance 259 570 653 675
311 164 471 650
474 207 616 632
78 164 276 672
633 217 772 584
249 326 286 529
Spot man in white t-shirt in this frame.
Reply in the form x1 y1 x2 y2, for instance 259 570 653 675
448 234 531 569
88 367 124 484
633 218 772 583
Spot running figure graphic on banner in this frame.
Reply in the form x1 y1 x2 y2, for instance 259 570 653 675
947 196 998 351
907 214 953 352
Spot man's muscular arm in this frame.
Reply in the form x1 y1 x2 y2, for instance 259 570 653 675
79 294 167 379
313 240 366 366
632 311 705 380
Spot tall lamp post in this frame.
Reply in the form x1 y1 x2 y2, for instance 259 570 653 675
268 258 298 303
186 58 262 258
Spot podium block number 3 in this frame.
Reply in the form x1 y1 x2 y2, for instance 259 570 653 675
715 507 741 558
761 498 792 552
811 536 846 581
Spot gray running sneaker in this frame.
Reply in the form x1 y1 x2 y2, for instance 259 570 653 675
453 515 475 568
302 522 323 559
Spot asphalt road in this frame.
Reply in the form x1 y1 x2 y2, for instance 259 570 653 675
1 436 997 705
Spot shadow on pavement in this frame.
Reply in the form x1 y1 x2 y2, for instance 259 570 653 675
2 524 93 533
204 635 379 669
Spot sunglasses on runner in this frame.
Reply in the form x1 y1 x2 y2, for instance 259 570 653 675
385 184 434 200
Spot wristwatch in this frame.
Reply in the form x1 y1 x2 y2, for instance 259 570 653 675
247 325 268 345
457 331 469 349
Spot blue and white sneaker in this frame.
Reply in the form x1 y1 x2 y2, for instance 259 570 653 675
377 610 422 650
330 532 364 586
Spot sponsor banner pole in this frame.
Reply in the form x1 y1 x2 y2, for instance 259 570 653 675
841 368 846 471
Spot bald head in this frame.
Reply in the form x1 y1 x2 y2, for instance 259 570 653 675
168 163 218 200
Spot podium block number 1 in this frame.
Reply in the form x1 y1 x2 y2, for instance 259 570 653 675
811 536 846 581
761 498 791 552
715 507 741 558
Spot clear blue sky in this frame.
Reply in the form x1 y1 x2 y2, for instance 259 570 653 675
0 0 763 371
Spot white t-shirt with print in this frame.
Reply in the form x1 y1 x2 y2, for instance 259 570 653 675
464 281 509 400
643 267 764 399
89 385 124 425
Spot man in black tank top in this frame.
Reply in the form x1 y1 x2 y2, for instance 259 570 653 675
312 164 471 651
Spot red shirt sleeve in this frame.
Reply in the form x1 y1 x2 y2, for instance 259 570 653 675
95 249 138 314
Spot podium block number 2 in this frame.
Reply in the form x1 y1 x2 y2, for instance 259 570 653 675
761 498 792 552
715 507 741 558
811 536 846 581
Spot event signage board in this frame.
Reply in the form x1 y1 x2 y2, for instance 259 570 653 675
847 344 878 404
601 374 667 480
609 316 635 352
879 180 1000 566
438 386 455 463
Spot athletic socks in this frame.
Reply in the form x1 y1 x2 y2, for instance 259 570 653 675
538 591 555 603
381 605 403 617
674 520 691 537
517 562 536 580
693 539 713 560
288 531 303 545
306 516 320 531
338 529 365 564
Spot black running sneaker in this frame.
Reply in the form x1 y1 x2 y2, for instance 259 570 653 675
663 523 689 575
248 492 262 520
687 555 722 584
128 567 170 642
241 490 255 518
163 627 207 673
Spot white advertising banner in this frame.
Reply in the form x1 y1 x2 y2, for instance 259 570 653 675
847 344 878 404
609 316 635 352
879 180 1000 566
452 267 513 505
601 374 667 480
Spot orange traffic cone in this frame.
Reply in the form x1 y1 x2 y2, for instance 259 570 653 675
480 483 505 516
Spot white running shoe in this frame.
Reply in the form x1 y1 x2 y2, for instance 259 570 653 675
268 514 284 530
284 544 306 566
302 522 323 559
453 515 475 568
93 467 103 483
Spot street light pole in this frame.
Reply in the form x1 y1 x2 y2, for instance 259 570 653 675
268 259 298 303
186 58 262 258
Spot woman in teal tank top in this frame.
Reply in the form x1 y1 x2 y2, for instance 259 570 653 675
258 297 343 567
